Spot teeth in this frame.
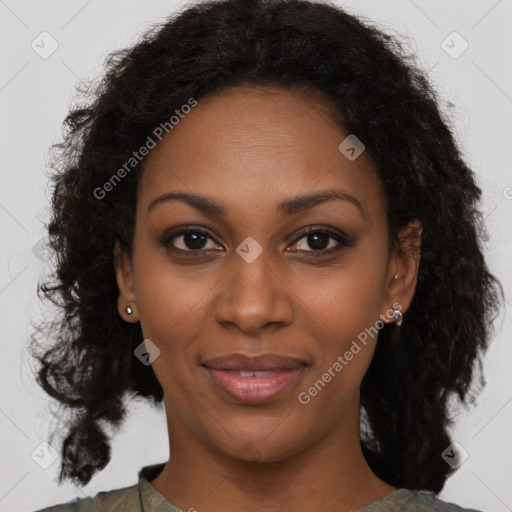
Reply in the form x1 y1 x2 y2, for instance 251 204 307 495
254 371 275 377
234 370 279 377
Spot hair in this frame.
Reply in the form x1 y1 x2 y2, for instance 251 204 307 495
30 0 502 493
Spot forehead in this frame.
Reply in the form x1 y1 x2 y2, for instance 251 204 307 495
138 85 385 221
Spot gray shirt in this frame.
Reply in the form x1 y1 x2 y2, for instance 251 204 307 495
31 463 483 512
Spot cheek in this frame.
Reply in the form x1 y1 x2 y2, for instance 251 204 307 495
291 251 387 389
295 281 381 415
132 228 207 324
130 240 215 373
294 255 387 337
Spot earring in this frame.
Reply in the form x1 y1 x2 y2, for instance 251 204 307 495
393 307 403 327
126 306 133 316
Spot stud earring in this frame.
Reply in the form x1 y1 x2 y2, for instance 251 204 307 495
393 307 403 327
126 306 133 316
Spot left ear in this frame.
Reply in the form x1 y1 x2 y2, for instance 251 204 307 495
381 220 422 323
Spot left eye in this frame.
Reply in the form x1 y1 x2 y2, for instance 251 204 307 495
288 230 348 253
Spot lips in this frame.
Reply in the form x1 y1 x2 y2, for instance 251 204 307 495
201 353 308 404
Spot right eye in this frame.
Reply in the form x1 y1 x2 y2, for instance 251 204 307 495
163 228 223 253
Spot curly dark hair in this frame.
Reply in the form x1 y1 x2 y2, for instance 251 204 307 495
30 0 502 493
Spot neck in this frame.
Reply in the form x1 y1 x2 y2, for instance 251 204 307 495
150 394 398 512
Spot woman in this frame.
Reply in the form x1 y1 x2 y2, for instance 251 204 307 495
30 0 501 510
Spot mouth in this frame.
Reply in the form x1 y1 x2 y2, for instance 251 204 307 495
201 353 308 404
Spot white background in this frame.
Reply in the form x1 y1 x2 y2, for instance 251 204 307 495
1 1 511 511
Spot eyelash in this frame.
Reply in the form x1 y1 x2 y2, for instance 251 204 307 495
162 225 354 257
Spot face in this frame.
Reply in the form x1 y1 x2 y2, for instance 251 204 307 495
115 85 419 464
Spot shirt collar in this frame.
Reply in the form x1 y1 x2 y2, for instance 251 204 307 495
136 462 414 511
138 463 184 512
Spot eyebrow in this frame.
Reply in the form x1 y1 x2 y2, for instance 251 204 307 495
147 189 364 217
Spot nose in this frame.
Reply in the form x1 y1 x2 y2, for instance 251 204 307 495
213 247 294 335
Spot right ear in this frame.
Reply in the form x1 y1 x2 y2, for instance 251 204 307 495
114 240 138 322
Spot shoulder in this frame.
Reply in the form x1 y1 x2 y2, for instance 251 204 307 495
392 489 484 512
360 488 484 512
29 483 141 512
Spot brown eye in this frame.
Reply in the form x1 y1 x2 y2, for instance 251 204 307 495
298 232 333 251
288 227 354 255
164 228 221 252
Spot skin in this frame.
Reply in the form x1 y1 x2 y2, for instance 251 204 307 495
115 85 421 512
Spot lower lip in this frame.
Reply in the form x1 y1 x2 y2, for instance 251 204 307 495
203 366 306 404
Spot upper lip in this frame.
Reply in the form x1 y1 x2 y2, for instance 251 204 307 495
201 353 307 371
